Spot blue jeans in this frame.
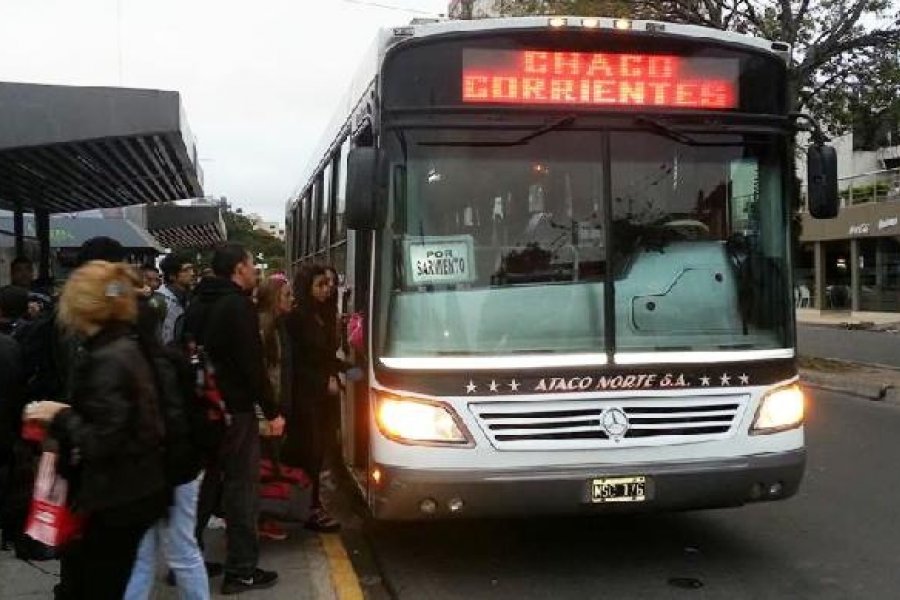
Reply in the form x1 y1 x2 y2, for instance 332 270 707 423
124 478 210 600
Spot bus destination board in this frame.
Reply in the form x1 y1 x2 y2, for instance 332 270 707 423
462 49 739 109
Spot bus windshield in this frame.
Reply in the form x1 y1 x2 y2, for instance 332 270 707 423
382 126 791 358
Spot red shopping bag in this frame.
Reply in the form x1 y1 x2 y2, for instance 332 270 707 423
24 452 83 548
347 312 364 353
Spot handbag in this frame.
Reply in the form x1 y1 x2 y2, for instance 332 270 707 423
347 312 365 353
23 451 83 548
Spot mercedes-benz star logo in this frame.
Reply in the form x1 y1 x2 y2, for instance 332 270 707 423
601 408 630 438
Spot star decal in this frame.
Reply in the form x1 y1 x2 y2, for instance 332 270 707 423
720 373 731 386
739 373 750 385
489 380 500 393
509 379 521 392
466 380 477 394
699 375 711 387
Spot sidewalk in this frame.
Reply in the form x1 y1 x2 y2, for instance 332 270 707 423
801 357 900 404
0 525 339 599
797 308 900 329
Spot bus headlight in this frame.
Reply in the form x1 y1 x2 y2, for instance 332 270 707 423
751 384 805 434
376 396 470 445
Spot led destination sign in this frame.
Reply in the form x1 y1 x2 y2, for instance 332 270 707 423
462 49 739 109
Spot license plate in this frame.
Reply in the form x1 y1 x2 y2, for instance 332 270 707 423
590 476 647 503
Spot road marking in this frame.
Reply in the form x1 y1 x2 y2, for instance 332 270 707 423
320 532 364 600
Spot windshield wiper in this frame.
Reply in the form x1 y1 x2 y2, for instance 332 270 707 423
418 114 577 147
633 116 746 147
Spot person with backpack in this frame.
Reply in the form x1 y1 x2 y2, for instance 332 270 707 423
0 290 25 550
123 278 210 600
0 284 44 556
157 254 195 347
182 243 284 595
24 260 169 599
20 237 126 406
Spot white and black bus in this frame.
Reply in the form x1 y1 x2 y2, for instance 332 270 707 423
286 16 838 519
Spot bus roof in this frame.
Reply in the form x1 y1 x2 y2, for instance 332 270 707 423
288 17 787 210
392 17 787 58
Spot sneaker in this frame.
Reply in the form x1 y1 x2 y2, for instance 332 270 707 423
221 569 279 595
258 519 288 541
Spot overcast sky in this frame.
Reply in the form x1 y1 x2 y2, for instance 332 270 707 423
0 0 449 222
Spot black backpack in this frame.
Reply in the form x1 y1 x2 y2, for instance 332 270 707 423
142 345 204 487
14 311 72 403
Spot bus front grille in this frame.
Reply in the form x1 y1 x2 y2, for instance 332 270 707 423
470 395 748 450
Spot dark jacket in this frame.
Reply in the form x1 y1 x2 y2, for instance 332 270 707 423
182 277 277 419
14 309 78 403
49 325 167 516
282 305 339 469
0 333 23 466
288 306 339 404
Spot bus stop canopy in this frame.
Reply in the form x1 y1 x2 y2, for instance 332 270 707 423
0 81 203 213
0 81 205 280
146 203 226 250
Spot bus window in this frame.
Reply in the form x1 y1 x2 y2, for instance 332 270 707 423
310 177 322 257
321 163 332 251
301 193 311 258
327 152 340 250
610 131 789 352
286 209 295 265
384 128 609 357
335 137 350 244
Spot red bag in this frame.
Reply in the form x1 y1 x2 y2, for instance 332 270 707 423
24 452 83 548
260 459 311 487
21 419 47 443
347 312 365 353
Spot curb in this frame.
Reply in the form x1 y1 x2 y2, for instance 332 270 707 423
801 372 899 404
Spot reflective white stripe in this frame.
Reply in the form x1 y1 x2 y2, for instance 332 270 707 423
614 348 795 365
380 349 794 370
380 353 609 371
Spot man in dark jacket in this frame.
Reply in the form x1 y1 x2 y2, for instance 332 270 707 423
0 303 24 550
183 243 283 595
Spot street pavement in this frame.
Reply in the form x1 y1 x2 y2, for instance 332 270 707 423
798 324 900 368
0 520 338 599
348 388 900 599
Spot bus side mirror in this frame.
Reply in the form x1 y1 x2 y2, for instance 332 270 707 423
807 144 838 219
346 147 386 230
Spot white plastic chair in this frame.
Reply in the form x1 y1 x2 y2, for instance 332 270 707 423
799 285 811 308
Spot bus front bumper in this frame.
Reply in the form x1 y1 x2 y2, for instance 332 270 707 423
369 449 805 520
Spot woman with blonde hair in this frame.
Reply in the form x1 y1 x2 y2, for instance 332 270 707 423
24 261 169 599
257 273 293 408
255 273 293 540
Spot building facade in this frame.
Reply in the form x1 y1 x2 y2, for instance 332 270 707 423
797 134 900 313
262 221 285 241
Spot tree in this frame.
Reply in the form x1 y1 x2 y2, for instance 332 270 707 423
485 1 900 135
843 52 900 150
644 1 900 134
492 0 631 16
222 209 286 272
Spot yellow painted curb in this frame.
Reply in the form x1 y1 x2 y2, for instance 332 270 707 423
320 532 365 600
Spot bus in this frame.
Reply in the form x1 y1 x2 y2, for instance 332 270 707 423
286 16 838 519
